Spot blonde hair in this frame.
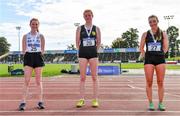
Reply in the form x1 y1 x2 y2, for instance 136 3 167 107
30 18 40 32
83 9 93 17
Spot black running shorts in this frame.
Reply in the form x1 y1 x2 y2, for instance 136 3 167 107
23 52 45 68
78 47 97 59
144 54 165 66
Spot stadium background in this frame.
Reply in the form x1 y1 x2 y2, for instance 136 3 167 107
1 48 140 63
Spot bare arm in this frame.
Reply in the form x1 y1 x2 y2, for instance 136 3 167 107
139 32 147 57
162 31 169 53
75 26 81 50
40 34 45 54
22 35 26 54
96 26 101 50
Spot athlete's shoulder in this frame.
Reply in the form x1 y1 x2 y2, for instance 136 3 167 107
93 25 97 28
38 33 43 36
23 32 30 38
78 25 85 30
25 32 30 36
93 25 100 31
80 25 85 28
39 33 45 39
142 31 148 37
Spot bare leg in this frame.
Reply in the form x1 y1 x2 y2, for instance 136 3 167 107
34 67 43 102
155 64 166 103
89 58 99 99
78 58 88 99
144 64 154 103
22 66 33 103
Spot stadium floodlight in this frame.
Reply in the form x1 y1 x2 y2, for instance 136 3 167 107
164 15 174 28
163 15 174 58
16 26 21 62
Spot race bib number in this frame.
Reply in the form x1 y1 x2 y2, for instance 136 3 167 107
27 43 40 52
31 44 37 51
148 42 161 51
83 37 95 47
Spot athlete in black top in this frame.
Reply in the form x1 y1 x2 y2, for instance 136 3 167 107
144 29 165 66
76 9 101 108
78 25 97 59
140 15 168 111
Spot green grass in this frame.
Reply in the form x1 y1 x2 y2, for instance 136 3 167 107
167 57 180 61
0 64 11 77
120 63 180 69
166 64 180 69
0 63 179 77
121 63 144 69
43 64 71 77
100 63 180 69
0 64 71 77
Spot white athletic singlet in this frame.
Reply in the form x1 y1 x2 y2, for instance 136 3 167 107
26 32 41 52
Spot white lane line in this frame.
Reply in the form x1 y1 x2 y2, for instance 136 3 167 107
0 81 179 83
0 88 137 89
0 92 147 94
1 92 180 97
127 84 135 89
127 79 134 83
0 110 180 113
0 84 136 86
165 92 180 98
0 81 135 84
1 87 180 91
0 86 179 89
127 84 180 98
127 84 145 90
1 87 180 90
0 99 180 102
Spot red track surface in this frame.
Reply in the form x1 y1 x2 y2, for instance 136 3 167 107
0 75 180 115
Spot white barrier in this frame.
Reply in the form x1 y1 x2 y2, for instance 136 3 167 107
0 53 9 60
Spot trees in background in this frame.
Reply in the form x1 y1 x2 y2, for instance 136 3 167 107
112 28 139 48
67 44 76 50
167 26 179 57
0 37 11 56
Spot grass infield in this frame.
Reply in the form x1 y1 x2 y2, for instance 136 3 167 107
0 63 179 77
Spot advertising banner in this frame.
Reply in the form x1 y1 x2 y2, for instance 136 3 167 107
86 66 120 75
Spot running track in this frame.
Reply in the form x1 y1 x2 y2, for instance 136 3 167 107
0 75 180 116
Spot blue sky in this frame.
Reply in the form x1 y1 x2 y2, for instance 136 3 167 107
0 0 31 23
0 0 180 51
